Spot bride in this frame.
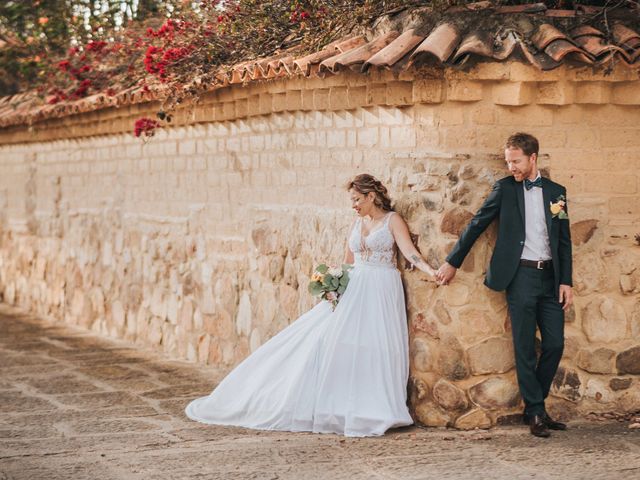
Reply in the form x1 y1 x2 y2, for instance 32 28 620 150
185 173 436 437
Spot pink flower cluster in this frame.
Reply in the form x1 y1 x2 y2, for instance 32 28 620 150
133 117 160 138
144 45 191 80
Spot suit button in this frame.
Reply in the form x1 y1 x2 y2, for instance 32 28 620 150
519 241 524 246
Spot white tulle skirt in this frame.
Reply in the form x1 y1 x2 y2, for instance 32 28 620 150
185 262 413 437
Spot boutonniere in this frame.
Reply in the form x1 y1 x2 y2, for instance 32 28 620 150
550 195 568 219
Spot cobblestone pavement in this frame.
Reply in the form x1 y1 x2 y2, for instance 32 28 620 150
1 305 639 480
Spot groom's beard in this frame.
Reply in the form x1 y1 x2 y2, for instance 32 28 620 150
511 167 535 182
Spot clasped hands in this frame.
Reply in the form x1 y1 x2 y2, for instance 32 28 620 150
435 262 457 286
416 262 455 286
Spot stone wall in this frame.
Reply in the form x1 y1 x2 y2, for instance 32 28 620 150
1 63 639 428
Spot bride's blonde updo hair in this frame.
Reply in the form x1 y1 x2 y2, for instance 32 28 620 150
347 174 394 212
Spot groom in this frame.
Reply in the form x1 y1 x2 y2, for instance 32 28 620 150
436 132 573 438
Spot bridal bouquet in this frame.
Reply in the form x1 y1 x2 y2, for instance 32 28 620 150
308 263 353 309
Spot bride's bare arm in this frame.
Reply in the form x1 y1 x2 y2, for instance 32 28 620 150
389 213 436 278
343 219 355 265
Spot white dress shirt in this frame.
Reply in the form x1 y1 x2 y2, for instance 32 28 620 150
521 173 552 261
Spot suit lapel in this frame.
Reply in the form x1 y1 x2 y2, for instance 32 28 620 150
541 177 553 235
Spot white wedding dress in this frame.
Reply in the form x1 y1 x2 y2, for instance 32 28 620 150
185 212 413 437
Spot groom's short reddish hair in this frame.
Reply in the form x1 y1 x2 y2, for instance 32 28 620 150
505 132 539 157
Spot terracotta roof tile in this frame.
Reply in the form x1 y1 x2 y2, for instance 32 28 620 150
531 24 570 50
274 56 295 76
528 25 594 64
446 1 494 13
410 23 461 65
571 26 631 64
518 41 562 70
578 6 604 15
230 61 250 84
545 39 593 64
614 23 640 48
544 9 579 18
365 29 425 69
496 3 548 14
292 48 336 76
452 30 496 65
320 31 398 73
293 36 364 76
492 31 519 61
571 25 604 37
2 5 639 128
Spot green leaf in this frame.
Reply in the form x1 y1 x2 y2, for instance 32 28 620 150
331 277 340 288
316 264 328 274
558 211 568 220
339 275 349 286
322 274 334 287
308 281 323 296
337 285 346 294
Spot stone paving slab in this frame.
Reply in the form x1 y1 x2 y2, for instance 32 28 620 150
1 304 639 480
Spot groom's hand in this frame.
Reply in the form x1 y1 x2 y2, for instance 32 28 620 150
559 284 573 311
436 262 457 285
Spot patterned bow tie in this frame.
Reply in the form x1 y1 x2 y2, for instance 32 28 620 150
524 177 542 190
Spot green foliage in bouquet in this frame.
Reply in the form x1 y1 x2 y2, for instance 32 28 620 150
308 263 353 308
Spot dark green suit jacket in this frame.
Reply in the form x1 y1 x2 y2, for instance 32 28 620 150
446 176 573 293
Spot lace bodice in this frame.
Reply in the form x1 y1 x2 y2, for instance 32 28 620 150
348 212 397 267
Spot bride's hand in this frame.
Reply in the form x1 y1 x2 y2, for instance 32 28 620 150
428 267 439 282
419 265 437 282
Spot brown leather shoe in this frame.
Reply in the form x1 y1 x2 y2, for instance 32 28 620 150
523 412 568 431
529 415 551 438
543 412 567 431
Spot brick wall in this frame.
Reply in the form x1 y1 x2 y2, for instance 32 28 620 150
1 62 639 428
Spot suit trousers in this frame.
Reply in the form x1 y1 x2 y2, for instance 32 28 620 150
505 265 565 417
